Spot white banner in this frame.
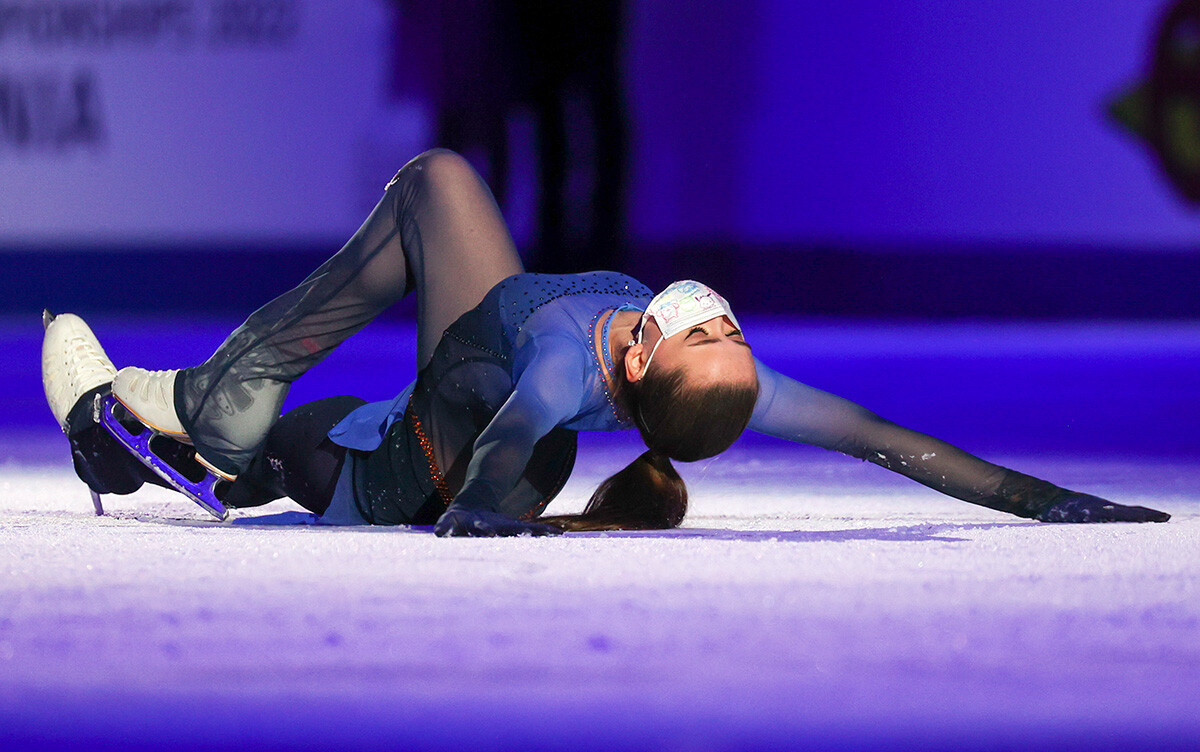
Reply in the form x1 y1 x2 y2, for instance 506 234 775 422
0 1 424 246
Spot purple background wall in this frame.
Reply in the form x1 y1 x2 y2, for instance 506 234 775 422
2 0 1198 316
626 0 1188 246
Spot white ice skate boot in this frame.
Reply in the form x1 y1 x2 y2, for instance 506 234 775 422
111 367 188 438
42 310 120 515
42 310 118 431
111 366 236 482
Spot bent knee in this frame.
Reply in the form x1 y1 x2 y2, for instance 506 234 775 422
387 148 481 193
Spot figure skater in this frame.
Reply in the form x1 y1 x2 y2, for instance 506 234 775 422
42 149 1170 535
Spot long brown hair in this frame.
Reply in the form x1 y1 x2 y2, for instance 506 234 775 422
541 357 759 532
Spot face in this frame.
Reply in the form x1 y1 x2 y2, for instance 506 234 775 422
625 314 755 388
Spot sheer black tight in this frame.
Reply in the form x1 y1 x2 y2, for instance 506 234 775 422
67 391 363 515
221 396 366 514
175 149 524 477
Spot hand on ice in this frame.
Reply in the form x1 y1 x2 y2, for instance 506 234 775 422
434 507 563 537
1035 493 1170 523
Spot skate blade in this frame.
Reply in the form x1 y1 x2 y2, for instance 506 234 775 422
110 390 236 482
97 394 229 521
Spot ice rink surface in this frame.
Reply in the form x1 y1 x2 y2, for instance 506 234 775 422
2 317 1198 751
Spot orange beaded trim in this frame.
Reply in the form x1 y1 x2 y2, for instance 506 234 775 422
406 404 453 508
588 307 626 424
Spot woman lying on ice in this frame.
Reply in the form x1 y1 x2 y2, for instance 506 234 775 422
42 149 1170 534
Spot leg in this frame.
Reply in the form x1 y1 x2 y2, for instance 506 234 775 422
403 150 525 365
116 149 523 478
224 396 366 515
65 390 364 516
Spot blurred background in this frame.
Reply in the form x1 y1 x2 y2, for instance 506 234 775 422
7 7 1200 749
3 0 1200 318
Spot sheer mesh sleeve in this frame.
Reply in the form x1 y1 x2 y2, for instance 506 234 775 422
749 359 1069 518
450 334 588 513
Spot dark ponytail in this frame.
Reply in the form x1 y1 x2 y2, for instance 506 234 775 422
541 358 759 532
542 450 686 532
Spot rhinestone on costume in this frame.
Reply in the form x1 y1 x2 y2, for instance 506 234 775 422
587 308 628 425
406 404 453 507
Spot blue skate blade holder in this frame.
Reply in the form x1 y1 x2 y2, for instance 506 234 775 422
97 394 229 521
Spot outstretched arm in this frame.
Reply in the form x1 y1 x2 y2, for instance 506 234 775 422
434 335 586 537
749 359 1169 522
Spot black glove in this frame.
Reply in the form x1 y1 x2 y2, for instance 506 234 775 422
434 506 563 537
1035 493 1170 523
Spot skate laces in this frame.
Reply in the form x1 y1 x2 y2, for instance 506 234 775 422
63 334 116 385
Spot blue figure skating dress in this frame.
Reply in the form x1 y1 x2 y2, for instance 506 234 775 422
323 272 652 525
